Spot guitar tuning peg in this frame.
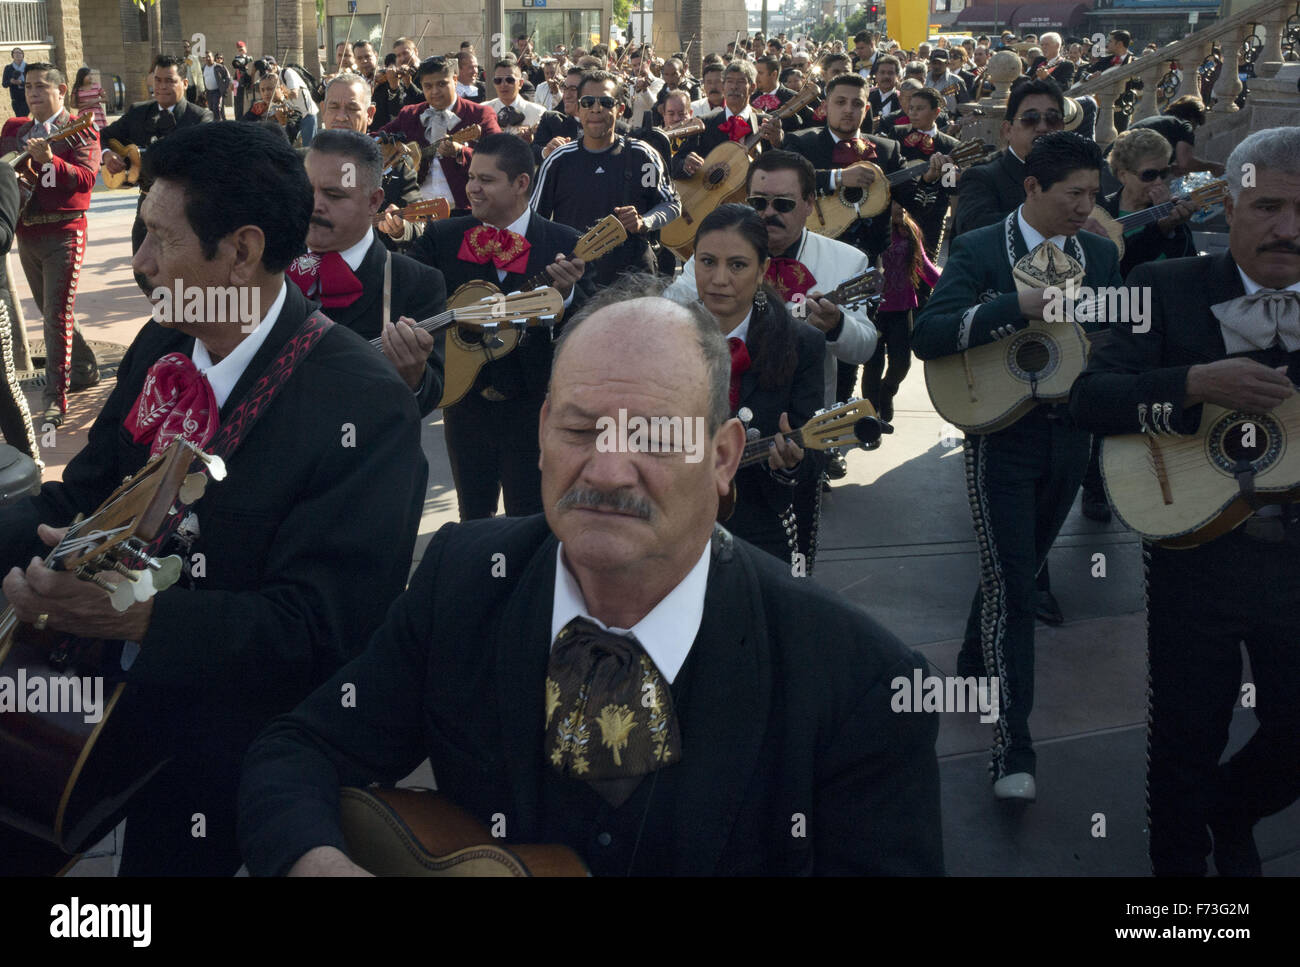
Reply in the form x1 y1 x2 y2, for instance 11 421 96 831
188 447 227 482
737 406 753 424
178 472 207 505
746 426 761 441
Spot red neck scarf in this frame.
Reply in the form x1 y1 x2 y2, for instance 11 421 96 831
831 136 876 167
727 336 750 411
458 224 531 274
125 353 220 457
285 251 364 308
765 257 815 303
718 114 752 142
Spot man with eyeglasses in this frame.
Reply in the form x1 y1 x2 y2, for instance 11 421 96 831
484 58 546 142
914 132 1123 803
532 70 680 285
379 56 500 215
534 66 586 165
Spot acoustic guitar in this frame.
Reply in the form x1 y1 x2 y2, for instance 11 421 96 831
925 318 1091 434
1088 178 1227 260
438 215 628 408
1101 393 1300 548
0 113 97 191
660 80 822 260
339 786 589 876
369 286 566 354
806 138 989 239
719 396 891 521
426 123 481 165
371 196 451 228
0 437 222 868
102 139 143 190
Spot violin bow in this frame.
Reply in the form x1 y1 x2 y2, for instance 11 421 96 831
339 8 357 72
378 4 390 54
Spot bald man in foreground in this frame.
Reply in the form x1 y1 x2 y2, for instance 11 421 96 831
238 280 944 876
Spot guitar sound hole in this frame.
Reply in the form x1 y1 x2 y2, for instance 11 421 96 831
843 187 863 204
1222 420 1269 463
457 325 484 345
1015 340 1051 374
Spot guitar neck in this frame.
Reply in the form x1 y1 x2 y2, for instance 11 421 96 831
738 427 806 468
886 158 934 187
1116 198 1181 231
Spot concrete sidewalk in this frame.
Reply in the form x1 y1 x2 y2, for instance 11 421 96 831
15 190 1295 876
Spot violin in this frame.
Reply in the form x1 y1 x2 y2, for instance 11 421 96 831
374 64 416 87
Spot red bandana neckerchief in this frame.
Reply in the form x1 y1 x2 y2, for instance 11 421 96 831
727 336 750 411
285 251 364 309
718 114 752 142
831 136 876 168
765 258 815 303
125 353 220 457
903 130 936 154
458 224 531 274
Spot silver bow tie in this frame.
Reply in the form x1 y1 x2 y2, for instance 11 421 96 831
1211 289 1300 354
420 106 459 142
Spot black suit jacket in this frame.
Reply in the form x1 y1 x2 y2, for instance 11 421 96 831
1030 58 1075 89
0 283 427 858
238 514 945 876
531 110 581 165
101 99 213 192
952 149 1026 238
728 312 826 555
313 232 448 416
784 127 902 259
1070 252 1290 439
407 213 593 399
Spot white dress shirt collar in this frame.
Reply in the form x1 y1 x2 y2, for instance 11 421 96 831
727 308 754 344
724 104 755 125
1237 267 1300 296
190 281 287 408
551 540 711 684
1017 205 1069 254
311 230 374 272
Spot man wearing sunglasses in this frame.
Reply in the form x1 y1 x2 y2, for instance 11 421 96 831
484 58 545 142
953 78 1067 237
914 132 1122 804
532 70 680 285
379 56 501 214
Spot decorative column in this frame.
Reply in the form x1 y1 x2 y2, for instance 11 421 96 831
1257 3 1288 78
1177 43 1211 100
276 0 304 66
1133 66 1160 121
1212 29 1244 112
46 0 85 81
1093 78 1121 146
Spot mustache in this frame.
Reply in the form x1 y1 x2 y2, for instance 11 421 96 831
555 487 652 520
764 216 784 228
310 216 334 228
1258 240 1300 255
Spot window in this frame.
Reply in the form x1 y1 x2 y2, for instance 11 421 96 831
507 10 603 56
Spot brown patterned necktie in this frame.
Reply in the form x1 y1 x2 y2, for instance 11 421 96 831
544 617 683 807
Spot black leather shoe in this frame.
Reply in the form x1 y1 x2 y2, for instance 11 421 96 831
1036 589 1064 625
1211 815 1262 876
69 368 101 392
41 403 65 428
826 449 848 480
1081 488 1112 523
878 395 894 423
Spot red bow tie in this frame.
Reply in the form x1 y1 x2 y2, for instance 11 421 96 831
753 92 780 112
765 257 815 303
903 130 936 154
727 336 750 411
125 353 220 457
718 114 752 142
286 250 364 309
831 137 876 168
458 224 531 274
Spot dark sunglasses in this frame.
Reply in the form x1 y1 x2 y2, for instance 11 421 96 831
578 95 617 109
747 195 798 214
1138 166 1171 182
1014 109 1064 128
493 76 517 85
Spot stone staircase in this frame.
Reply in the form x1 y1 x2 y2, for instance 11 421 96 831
958 0 1298 163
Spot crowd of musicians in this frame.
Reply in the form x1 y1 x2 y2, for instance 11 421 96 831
0 21 1295 879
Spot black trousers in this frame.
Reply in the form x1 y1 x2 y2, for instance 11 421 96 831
860 309 912 409
1146 531 1300 875
443 390 545 520
957 410 1090 778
